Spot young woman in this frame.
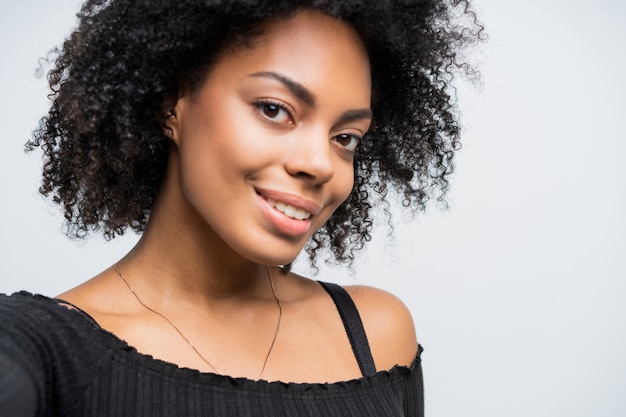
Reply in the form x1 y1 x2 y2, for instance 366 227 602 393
0 0 481 415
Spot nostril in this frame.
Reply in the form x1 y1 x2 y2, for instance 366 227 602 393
294 171 316 180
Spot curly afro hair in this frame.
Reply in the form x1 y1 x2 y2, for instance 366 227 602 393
27 0 483 266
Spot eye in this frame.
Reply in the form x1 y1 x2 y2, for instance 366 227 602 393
333 133 361 152
254 100 294 125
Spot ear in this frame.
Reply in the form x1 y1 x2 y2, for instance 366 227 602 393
162 109 177 142
161 92 186 144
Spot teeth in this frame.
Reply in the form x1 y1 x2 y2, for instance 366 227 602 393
267 198 312 220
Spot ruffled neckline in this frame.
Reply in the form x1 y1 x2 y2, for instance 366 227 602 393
16 291 423 392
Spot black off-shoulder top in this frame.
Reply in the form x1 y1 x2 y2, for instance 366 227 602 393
0 285 423 417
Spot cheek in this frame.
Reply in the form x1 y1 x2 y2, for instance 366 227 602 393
178 107 263 175
329 162 356 213
339 175 355 205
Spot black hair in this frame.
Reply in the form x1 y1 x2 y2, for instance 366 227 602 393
27 0 484 266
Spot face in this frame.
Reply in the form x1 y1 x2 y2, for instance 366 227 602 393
167 10 372 266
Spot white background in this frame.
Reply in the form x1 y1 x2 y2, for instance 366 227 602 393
1 1 625 416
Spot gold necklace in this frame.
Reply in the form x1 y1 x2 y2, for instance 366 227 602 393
112 264 283 379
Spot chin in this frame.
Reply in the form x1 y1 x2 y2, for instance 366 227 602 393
228 238 305 267
253 250 302 268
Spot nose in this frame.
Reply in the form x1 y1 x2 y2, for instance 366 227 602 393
284 128 334 185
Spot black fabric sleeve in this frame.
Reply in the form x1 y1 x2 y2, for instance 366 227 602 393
0 351 38 417
0 294 47 417
0 292 117 417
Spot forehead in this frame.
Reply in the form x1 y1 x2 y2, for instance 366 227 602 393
201 10 371 105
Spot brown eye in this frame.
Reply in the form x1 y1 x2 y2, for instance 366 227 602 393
254 100 293 124
333 134 361 152
262 103 280 118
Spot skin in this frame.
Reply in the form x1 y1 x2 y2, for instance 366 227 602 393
58 10 417 383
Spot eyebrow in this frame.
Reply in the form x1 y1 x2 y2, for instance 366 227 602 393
248 71 373 123
337 108 373 125
249 71 316 107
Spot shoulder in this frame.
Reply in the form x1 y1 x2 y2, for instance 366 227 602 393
0 292 71 411
0 291 93 327
343 285 418 371
0 291 63 326
0 291 97 352
0 292 62 354
0 291 117 366
0 291 119 408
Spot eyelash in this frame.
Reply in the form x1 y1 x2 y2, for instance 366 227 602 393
252 99 363 153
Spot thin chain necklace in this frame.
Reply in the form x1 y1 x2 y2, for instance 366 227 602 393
112 263 283 379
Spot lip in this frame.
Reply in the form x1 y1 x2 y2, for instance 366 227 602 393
255 188 322 216
255 188 323 238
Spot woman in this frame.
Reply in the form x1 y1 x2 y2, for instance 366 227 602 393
0 0 481 415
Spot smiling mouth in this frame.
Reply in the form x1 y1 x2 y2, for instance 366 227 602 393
266 198 312 220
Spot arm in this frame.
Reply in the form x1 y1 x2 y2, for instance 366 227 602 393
0 293 46 417
0 350 38 417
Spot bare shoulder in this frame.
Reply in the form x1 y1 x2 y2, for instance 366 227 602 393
343 285 418 370
56 269 134 318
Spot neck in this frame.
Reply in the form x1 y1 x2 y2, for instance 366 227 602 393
120 243 272 302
